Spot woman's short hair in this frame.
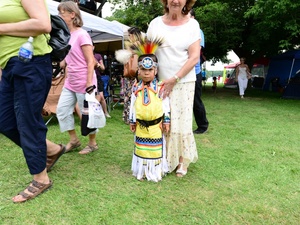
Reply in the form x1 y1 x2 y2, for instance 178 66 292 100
58 1 83 27
160 0 196 15
128 27 141 36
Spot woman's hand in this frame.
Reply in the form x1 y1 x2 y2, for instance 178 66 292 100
130 124 136 133
161 76 177 98
163 124 170 133
85 83 95 94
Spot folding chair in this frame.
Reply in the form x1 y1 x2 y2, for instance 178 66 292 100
42 63 65 125
112 76 125 109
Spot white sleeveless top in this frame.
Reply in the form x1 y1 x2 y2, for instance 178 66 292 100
238 67 247 79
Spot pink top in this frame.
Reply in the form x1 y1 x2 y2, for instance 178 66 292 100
64 28 97 93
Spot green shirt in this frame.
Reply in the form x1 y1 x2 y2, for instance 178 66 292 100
0 0 52 68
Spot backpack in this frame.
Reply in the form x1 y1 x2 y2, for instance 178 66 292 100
48 15 71 62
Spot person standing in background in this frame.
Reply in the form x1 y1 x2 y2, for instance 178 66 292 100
0 0 65 203
236 57 251 98
122 27 142 124
94 45 111 118
147 0 199 177
190 9 209 134
212 76 217 93
56 1 99 155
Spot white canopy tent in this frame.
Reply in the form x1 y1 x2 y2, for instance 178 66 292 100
47 0 124 53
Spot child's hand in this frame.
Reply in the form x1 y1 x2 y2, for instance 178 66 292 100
130 124 136 133
163 124 170 133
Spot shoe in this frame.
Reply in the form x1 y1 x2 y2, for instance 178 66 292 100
65 140 81 153
105 113 111 118
241 95 244 99
12 180 53 203
176 163 187 177
46 144 66 172
78 144 98 155
193 129 208 134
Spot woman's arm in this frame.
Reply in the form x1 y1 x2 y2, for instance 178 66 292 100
163 39 200 95
235 66 240 81
176 40 201 79
82 44 95 89
0 0 51 37
246 64 251 74
96 59 105 71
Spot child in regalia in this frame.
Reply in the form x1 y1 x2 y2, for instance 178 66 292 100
129 38 170 182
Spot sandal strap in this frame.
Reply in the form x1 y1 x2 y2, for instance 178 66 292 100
79 145 98 154
16 180 53 202
88 145 98 151
18 191 31 199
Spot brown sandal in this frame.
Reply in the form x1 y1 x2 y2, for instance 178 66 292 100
46 144 66 172
78 144 98 155
12 180 53 203
65 140 81 153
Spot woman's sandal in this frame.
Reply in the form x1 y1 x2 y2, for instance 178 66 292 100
65 140 81 153
12 180 53 203
78 144 98 155
46 144 66 172
176 163 187 177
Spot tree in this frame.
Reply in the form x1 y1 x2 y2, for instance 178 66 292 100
106 0 162 31
107 0 300 67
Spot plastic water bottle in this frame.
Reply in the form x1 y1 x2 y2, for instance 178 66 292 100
18 37 34 62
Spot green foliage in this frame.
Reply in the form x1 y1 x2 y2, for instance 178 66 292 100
106 0 300 67
107 0 163 32
246 0 300 51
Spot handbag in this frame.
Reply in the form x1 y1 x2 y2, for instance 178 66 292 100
48 15 71 62
81 92 106 136
81 100 97 136
123 54 138 78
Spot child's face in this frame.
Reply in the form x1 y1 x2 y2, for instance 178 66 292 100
138 66 157 83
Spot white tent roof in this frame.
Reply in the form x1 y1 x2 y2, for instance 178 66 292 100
47 0 123 45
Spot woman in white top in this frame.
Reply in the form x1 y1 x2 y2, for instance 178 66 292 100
236 57 251 98
147 0 200 177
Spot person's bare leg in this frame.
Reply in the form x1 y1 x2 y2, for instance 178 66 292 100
75 103 81 120
176 156 187 177
46 139 65 172
12 168 51 203
78 133 98 155
99 92 110 117
46 139 62 156
88 133 97 146
65 130 81 152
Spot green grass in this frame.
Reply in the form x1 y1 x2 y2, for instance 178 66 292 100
0 85 299 225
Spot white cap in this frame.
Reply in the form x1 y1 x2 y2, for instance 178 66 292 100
28 36 34 42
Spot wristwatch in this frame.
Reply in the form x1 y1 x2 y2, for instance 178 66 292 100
174 75 180 82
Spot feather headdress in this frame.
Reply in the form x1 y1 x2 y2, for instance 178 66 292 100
131 36 164 56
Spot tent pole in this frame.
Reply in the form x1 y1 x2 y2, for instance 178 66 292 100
288 58 295 85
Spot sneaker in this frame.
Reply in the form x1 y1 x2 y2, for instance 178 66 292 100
193 129 208 134
105 113 111 118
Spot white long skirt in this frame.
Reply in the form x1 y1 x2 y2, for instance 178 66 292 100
166 82 198 173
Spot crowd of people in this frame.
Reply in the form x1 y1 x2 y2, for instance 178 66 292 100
0 0 233 202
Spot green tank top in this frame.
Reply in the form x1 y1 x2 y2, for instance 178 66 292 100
0 0 52 68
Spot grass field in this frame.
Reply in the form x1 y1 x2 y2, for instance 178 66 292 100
0 85 299 225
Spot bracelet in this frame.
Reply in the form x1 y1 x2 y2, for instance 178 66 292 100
85 85 96 93
174 75 180 82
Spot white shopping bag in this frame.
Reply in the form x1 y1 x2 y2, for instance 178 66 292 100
85 92 106 129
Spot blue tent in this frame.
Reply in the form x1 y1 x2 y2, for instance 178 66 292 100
263 50 300 92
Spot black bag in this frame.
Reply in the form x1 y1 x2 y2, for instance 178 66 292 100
48 15 71 62
81 100 97 136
